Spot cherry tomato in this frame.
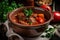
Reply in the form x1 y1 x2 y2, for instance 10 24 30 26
40 5 52 12
52 11 60 22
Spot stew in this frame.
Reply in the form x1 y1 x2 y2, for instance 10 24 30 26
14 9 46 25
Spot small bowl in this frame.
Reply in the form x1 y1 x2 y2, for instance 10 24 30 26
35 0 52 6
8 6 53 37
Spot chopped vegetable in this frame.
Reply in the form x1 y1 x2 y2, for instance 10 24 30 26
36 14 45 23
37 13 44 18
36 17 45 23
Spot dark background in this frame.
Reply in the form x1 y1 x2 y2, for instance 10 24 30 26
55 0 60 11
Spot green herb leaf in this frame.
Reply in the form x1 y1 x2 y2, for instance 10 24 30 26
24 9 33 17
24 9 29 17
29 21 32 25
0 0 24 22
28 9 33 17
